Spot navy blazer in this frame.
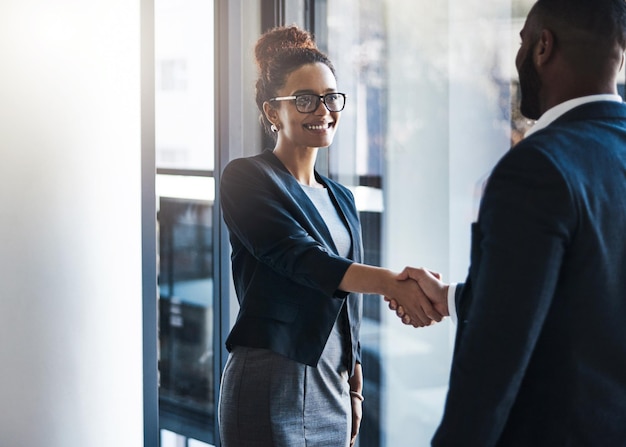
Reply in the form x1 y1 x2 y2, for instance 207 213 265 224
433 101 626 446
220 150 363 373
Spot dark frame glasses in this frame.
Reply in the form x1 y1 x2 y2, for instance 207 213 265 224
269 93 347 113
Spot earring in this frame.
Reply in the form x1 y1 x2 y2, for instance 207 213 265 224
271 123 278 132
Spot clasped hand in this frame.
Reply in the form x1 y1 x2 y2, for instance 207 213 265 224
384 267 450 328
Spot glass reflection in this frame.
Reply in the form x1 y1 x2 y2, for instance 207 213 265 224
155 0 215 443
158 196 215 443
321 0 536 445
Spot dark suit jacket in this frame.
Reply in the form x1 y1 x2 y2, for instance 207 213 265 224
433 101 626 447
220 149 363 373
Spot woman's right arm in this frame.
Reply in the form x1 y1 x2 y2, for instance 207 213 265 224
222 159 442 326
339 263 444 327
220 158 352 295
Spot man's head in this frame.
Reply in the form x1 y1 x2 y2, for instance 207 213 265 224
516 0 626 120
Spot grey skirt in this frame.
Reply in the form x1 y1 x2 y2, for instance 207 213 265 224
218 320 351 447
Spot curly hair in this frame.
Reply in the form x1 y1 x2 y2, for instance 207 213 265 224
254 26 336 138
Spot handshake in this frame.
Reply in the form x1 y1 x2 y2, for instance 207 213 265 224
384 267 450 328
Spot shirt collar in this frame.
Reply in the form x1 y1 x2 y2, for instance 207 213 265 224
523 94 623 138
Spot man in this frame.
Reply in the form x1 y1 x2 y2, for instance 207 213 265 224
393 0 626 445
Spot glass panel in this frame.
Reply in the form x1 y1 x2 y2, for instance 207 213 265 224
157 181 215 443
321 0 536 445
155 0 216 443
156 0 215 171
284 0 306 26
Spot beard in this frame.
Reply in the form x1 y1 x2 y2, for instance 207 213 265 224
518 50 543 120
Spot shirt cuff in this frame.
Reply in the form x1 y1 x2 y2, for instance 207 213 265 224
447 283 458 325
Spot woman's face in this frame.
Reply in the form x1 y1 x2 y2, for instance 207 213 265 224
269 62 342 150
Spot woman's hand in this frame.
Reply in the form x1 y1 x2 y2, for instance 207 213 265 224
348 363 364 446
349 391 363 446
384 267 449 326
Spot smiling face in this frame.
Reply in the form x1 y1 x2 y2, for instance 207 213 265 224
266 62 341 150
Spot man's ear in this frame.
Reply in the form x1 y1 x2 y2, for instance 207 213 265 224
535 28 555 67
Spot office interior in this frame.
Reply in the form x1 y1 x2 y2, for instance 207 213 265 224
2 0 624 446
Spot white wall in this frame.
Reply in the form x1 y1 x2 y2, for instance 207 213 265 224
0 1 145 446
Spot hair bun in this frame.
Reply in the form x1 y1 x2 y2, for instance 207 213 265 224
255 26 318 74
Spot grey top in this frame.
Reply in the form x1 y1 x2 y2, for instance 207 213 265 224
300 184 351 258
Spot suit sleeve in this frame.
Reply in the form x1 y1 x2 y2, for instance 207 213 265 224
220 158 353 297
432 144 576 446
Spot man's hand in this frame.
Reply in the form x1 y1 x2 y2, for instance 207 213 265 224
384 271 445 327
385 267 449 326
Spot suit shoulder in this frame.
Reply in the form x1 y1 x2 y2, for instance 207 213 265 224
223 153 264 172
222 152 275 180
499 133 564 170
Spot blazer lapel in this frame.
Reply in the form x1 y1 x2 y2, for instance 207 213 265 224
260 150 342 255
260 150 361 261
294 181 340 254
322 178 362 263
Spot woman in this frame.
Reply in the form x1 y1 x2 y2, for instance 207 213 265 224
218 25 441 447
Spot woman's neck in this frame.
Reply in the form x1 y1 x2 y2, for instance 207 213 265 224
273 146 323 187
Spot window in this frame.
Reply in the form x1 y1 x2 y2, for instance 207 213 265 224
155 0 216 445
318 0 536 445
156 0 214 172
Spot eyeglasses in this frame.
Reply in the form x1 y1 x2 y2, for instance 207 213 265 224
269 92 347 113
